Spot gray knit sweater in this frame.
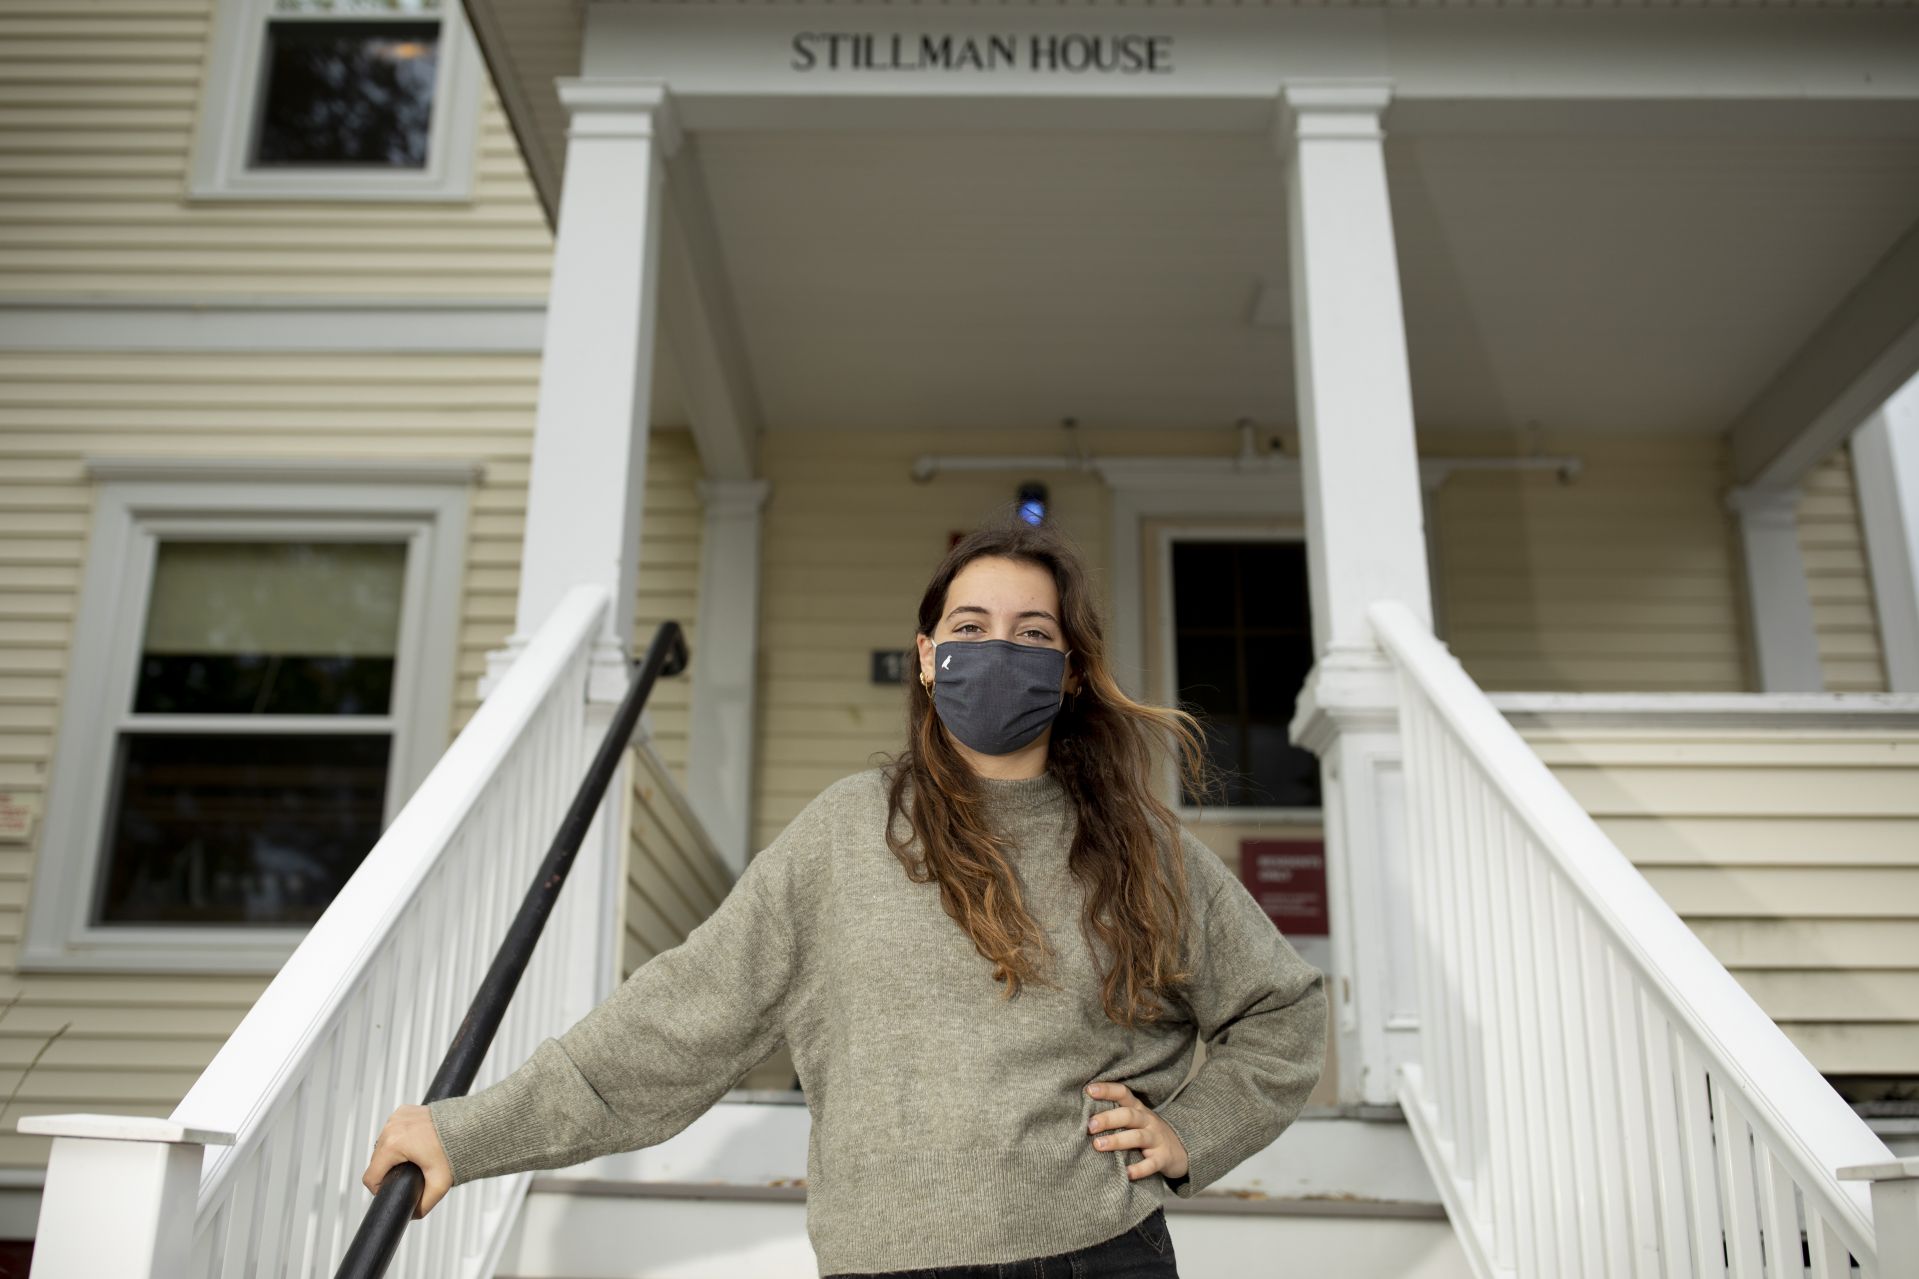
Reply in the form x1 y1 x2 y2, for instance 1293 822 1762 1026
425 764 1328 1275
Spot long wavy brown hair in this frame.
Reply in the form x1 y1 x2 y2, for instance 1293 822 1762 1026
876 510 1224 1029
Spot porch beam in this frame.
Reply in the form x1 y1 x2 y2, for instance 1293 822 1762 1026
1728 216 1919 490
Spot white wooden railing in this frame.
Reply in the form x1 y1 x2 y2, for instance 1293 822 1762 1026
1370 599 1917 1279
20 585 613 1278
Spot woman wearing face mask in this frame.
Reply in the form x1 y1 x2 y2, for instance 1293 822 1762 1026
363 510 1328 1278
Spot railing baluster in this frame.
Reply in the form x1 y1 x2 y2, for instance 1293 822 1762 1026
1577 908 1632 1278
1711 1086 1764 1277
1671 1036 1726 1277
1532 844 1580 1273
1480 781 1520 1273
1552 872 1601 1276
1460 771 1493 1234
1437 729 1470 1172
1754 1146 1801 1279
1639 997 1695 1277
1603 944 1662 1279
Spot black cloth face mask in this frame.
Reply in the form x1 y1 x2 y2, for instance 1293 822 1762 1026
929 637 1071 756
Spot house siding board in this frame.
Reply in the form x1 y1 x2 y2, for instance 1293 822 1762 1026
0 0 551 300
1525 725 1919 1078
1430 431 1750 693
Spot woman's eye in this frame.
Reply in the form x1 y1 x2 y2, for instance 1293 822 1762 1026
952 622 1052 641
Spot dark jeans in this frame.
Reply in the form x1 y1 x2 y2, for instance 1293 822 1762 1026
825 1206 1178 1279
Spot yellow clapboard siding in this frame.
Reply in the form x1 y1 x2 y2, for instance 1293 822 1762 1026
1727 970 1919 1022
1558 766 1919 818
1639 866 1915 918
1429 431 1750 694
0 0 553 299
1591 816 1919 867
1782 1024 1919 1077
1691 918 1919 969
1528 723 1919 1076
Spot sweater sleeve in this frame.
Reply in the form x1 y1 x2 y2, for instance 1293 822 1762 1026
423 790 823 1188
1153 829 1329 1199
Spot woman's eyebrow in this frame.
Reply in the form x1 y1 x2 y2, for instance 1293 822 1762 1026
945 605 1060 625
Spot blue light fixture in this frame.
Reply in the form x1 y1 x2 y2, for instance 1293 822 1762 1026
1017 481 1048 526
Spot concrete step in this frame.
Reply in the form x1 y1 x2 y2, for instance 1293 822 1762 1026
490 1098 1471 1278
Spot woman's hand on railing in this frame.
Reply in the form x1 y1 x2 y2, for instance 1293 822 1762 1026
361 1103 454 1219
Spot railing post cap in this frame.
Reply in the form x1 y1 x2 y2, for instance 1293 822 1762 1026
1837 1157 1919 1182
16 1113 237 1146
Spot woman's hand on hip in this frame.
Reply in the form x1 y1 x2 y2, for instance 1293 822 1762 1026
362 1103 454 1219
1085 1081 1190 1181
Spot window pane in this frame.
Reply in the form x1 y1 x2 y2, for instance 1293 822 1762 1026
1180 714 1242 807
1170 541 1236 629
1172 632 1238 717
136 540 405 716
1172 538 1319 809
1240 542 1312 632
1246 723 1322 809
252 19 439 167
94 732 389 926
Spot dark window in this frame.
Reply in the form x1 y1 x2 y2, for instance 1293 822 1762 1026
94 540 407 927
1171 540 1321 809
251 17 440 167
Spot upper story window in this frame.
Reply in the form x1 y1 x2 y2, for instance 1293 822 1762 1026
1168 537 1322 813
20 462 473 973
188 0 482 202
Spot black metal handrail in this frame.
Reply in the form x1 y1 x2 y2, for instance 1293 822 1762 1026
338 620 690 1278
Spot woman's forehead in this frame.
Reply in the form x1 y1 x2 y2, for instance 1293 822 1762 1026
945 559 1058 613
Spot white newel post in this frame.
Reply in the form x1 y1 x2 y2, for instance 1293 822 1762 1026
1838 1157 1919 1270
15 1115 231 1277
1276 84 1435 1109
1727 485 1825 693
688 479 769 875
483 79 681 1017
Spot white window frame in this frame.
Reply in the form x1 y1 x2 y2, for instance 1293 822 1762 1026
187 0 483 203
19 459 475 974
1156 522 1325 825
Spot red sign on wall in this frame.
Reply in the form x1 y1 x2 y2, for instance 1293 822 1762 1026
1239 839 1329 936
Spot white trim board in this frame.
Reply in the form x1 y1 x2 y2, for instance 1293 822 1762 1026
0 300 547 354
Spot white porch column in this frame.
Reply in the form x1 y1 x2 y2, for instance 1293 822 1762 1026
483 79 681 1012
1727 487 1825 693
688 478 769 874
1852 382 1919 692
1277 84 1434 1108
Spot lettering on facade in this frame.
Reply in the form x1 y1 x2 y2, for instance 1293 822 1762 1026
790 33 1174 75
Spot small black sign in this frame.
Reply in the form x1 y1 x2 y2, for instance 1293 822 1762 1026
871 649 910 685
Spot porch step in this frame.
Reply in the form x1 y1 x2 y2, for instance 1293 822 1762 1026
488 1101 1471 1278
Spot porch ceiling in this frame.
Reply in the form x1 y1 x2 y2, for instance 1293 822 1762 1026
665 108 1919 437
